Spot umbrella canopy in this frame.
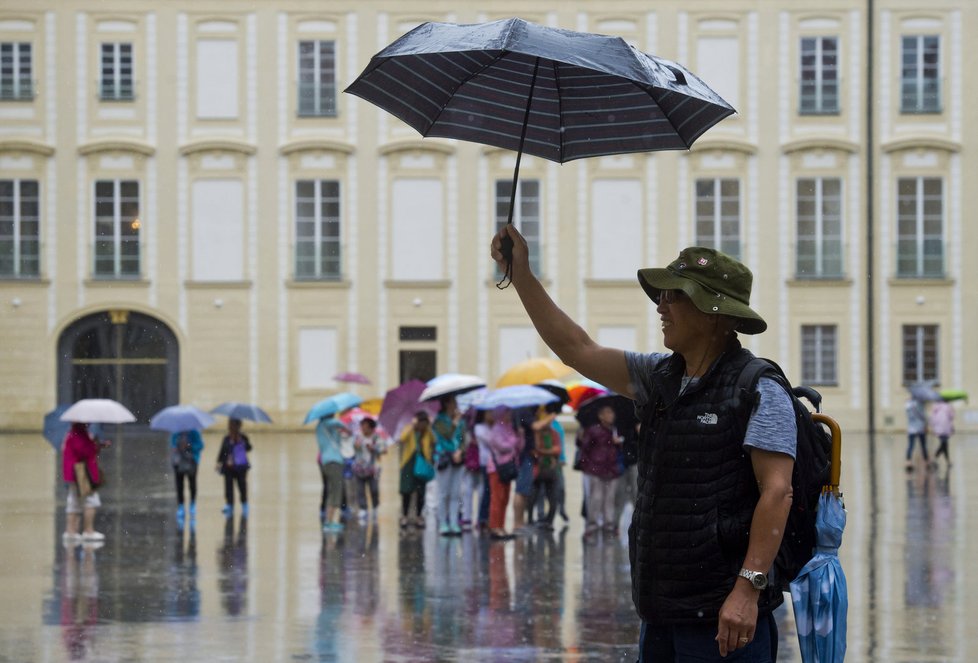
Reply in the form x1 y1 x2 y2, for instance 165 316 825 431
575 393 638 434
474 385 560 411
908 382 942 402
419 374 487 402
333 371 372 385
790 492 849 663
210 402 273 423
495 357 573 387
534 379 570 405
59 398 136 424
339 407 391 441
939 388 968 402
345 18 734 165
43 406 101 450
567 380 609 411
303 392 363 425
378 380 440 438
149 405 215 433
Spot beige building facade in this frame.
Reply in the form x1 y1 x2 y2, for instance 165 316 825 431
0 1 975 431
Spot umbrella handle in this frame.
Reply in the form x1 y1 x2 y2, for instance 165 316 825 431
497 57 541 290
813 413 842 494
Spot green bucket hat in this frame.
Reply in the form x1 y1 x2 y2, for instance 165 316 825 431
637 247 767 335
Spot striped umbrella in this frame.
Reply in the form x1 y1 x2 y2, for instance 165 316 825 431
345 17 734 283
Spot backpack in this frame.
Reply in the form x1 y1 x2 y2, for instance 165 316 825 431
736 357 833 591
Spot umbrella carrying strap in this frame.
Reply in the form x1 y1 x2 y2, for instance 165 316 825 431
497 57 541 290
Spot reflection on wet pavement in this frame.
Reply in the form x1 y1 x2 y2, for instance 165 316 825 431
0 430 976 661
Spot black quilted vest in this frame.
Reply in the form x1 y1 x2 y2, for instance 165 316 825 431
628 344 784 624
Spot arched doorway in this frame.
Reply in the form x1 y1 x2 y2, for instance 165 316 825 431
57 310 179 424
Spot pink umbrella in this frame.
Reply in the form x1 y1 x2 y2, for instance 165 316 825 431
339 407 391 440
378 380 439 438
333 371 371 385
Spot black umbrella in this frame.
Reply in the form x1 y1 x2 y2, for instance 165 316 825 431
345 17 735 284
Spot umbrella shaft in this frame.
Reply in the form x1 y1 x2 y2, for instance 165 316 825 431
507 56 541 225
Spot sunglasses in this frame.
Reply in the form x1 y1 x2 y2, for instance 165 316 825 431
654 289 687 305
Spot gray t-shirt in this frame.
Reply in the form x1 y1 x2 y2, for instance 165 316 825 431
625 351 797 459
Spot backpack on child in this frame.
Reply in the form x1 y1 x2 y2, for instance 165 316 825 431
736 357 835 592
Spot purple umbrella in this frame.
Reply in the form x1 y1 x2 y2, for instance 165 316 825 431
333 371 371 385
378 380 439 439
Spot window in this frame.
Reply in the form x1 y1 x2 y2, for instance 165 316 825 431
902 325 938 384
799 37 839 115
801 325 837 385
391 178 442 280
900 35 941 113
591 179 642 279
399 327 437 341
94 180 140 277
896 177 943 278
696 36 739 109
192 179 244 281
99 43 134 101
0 179 40 277
295 180 341 280
298 41 336 117
695 178 740 259
196 40 238 118
0 42 32 100
496 179 541 276
796 178 843 278
298 327 337 389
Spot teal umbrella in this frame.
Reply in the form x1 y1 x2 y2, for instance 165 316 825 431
303 392 362 425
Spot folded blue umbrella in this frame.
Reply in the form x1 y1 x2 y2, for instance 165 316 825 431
303 392 362 425
790 492 848 663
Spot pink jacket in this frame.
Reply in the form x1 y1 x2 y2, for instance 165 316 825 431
928 401 955 437
62 424 100 485
486 421 523 473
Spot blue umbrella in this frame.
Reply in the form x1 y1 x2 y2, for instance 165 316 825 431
474 385 559 411
210 402 273 423
908 382 941 403
303 392 363 425
790 491 848 663
150 405 215 433
42 406 101 450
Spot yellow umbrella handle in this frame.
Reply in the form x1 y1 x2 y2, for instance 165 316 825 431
813 413 842 494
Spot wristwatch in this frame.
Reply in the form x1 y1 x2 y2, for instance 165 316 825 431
738 568 769 590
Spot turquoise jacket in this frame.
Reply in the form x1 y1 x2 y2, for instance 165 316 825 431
432 412 466 465
316 418 347 465
170 430 205 463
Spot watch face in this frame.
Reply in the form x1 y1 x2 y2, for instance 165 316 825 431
752 573 768 589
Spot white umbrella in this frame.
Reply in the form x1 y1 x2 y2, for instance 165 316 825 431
59 398 136 424
419 373 486 402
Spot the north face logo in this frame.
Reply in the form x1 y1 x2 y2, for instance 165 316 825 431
697 413 718 425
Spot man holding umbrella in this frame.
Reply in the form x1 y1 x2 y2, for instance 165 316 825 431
491 230 797 660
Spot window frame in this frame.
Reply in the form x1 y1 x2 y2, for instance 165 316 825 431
495 178 542 277
694 177 741 260
0 178 40 278
902 324 939 384
801 324 838 386
896 176 943 279
297 40 337 118
294 179 341 281
99 42 135 101
0 41 33 101
93 179 140 278
900 34 941 114
795 177 844 279
798 36 840 115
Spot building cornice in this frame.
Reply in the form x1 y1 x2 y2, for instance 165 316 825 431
881 136 961 154
782 137 859 155
0 139 55 157
78 139 155 157
689 137 758 155
379 140 455 157
179 139 256 157
279 139 354 156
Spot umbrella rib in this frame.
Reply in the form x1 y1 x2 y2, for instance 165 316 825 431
422 50 513 136
552 59 564 162
631 81 692 148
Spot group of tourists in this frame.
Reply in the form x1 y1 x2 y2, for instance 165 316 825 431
61 417 253 544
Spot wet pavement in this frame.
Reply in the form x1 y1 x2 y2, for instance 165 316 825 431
0 429 976 662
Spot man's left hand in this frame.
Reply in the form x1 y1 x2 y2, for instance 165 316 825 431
715 581 759 657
